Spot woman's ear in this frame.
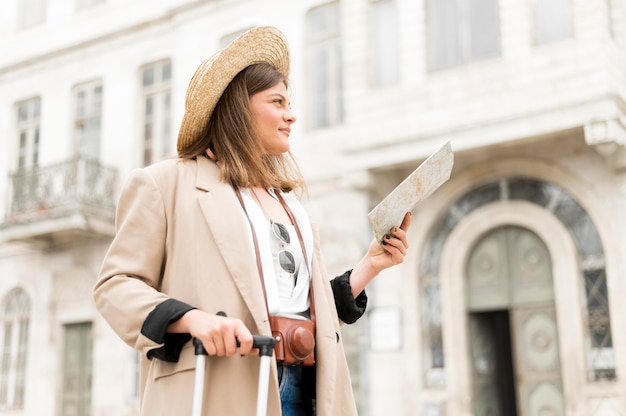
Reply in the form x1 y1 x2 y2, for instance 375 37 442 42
205 148 217 161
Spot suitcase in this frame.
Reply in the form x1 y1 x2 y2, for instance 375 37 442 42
191 314 277 416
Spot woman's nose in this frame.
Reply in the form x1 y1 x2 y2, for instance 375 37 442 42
285 109 296 123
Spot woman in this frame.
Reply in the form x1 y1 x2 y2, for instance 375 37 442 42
93 26 410 416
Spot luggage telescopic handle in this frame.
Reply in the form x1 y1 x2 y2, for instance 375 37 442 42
192 335 276 357
192 311 277 358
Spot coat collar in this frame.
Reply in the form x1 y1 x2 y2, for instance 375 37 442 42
194 156 270 331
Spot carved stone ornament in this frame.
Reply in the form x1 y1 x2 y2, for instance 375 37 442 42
584 118 626 172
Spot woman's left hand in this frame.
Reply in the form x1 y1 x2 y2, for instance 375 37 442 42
365 212 412 273
347 212 412 297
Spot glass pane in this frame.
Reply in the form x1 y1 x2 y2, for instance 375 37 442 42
162 93 172 155
553 194 603 256
75 91 86 118
33 98 40 119
428 0 462 70
421 212 457 276
0 290 30 408
143 149 152 167
19 133 27 152
467 0 501 60
142 67 155 87
508 178 551 206
371 0 399 86
308 3 341 128
311 43 329 127
144 123 153 166
93 85 102 113
423 281 444 368
17 104 28 122
0 324 11 405
15 319 28 407
162 61 171 82
80 119 101 159
145 96 153 117
536 0 572 44
162 122 171 155
456 181 500 214
583 269 616 380
144 124 153 142
584 269 612 348
62 323 92 416
33 129 40 166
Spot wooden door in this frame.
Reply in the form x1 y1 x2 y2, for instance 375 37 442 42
467 226 564 415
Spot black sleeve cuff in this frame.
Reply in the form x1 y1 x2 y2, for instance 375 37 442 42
330 270 368 324
141 298 197 362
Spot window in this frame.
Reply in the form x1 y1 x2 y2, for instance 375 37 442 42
427 0 501 71
0 289 30 410
15 98 41 170
61 322 92 416
140 60 172 166
534 0 573 44
307 3 343 128
77 0 105 10
18 0 46 29
73 81 103 160
370 0 399 86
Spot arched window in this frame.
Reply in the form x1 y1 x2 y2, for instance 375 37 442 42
0 288 31 409
421 177 615 387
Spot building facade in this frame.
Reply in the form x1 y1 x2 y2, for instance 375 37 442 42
0 0 624 415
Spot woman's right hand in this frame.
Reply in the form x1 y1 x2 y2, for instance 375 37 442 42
168 309 254 356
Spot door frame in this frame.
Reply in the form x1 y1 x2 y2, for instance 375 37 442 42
439 200 586 415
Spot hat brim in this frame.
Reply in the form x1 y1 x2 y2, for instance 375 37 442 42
177 26 290 155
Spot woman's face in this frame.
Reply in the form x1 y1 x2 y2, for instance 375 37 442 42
249 81 296 155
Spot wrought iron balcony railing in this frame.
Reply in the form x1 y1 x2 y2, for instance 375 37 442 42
1 157 119 244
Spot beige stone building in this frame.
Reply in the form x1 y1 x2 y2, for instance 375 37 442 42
0 0 624 415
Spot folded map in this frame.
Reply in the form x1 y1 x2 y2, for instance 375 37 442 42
368 140 454 242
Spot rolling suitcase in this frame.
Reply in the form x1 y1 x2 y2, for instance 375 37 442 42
191 316 277 416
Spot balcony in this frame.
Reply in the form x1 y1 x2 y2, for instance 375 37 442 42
0 157 119 245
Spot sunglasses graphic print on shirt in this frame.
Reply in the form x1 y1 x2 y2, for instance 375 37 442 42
270 221 302 298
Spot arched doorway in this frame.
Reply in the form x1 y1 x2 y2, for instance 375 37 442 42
419 175 616 415
466 225 564 415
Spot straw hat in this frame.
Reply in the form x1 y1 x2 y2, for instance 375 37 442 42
177 26 291 155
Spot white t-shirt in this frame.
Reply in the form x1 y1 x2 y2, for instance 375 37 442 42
239 188 312 318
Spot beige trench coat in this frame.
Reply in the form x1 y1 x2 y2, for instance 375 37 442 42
93 156 358 416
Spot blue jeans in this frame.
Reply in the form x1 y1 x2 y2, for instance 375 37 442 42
278 364 314 416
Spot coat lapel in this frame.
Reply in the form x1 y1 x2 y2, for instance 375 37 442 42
194 157 270 332
309 223 339 414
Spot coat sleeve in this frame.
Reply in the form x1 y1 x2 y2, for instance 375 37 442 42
330 270 368 324
93 167 194 362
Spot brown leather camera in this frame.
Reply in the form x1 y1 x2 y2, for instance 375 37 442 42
270 315 315 367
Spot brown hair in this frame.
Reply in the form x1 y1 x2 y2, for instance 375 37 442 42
179 63 305 193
